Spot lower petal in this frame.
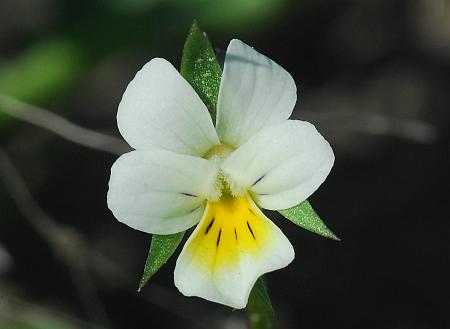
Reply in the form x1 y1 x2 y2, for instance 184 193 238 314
174 194 294 309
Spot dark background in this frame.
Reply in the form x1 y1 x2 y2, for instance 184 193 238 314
0 0 449 328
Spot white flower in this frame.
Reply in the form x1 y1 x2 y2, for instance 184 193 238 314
107 39 334 309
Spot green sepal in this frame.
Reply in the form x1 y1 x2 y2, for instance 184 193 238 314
180 21 222 124
279 200 340 241
138 232 185 291
247 277 274 329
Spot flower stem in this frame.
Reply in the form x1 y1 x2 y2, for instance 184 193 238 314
247 278 274 329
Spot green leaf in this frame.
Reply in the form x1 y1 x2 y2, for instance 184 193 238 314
279 200 340 241
138 232 185 291
180 21 222 124
247 277 274 329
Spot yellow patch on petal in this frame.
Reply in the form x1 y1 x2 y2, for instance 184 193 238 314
185 194 271 270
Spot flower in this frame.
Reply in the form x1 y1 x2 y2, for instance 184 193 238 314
107 39 334 309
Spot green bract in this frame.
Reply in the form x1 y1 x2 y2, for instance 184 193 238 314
180 21 222 124
139 232 184 290
279 200 340 241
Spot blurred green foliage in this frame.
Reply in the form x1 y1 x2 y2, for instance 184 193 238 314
0 0 289 125
172 0 285 30
0 39 87 103
103 0 286 29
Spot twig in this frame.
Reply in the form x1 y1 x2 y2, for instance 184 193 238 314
299 110 438 144
0 147 111 328
0 94 129 155
0 288 109 329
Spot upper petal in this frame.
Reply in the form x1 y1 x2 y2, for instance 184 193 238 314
117 58 220 156
221 120 334 210
215 39 297 148
174 194 294 309
107 150 219 234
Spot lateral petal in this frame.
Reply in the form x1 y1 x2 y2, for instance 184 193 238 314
221 120 334 210
107 150 219 234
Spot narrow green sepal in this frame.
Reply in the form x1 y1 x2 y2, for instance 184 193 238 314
279 200 340 241
138 232 185 291
247 277 274 329
180 21 222 124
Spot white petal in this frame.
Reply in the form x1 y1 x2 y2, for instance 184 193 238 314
215 39 297 148
174 195 294 309
221 120 334 210
107 150 219 234
117 58 220 156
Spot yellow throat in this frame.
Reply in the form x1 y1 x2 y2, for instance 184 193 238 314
185 193 272 269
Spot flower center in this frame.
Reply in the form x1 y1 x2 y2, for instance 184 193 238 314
204 143 234 160
204 144 245 201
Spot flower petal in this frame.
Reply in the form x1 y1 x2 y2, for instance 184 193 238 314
221 120 334 210
215 39 297 148
117 58 220 156
107 150 219 234
174 195 294 309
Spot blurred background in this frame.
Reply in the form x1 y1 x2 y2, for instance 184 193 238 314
0 0 449 328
